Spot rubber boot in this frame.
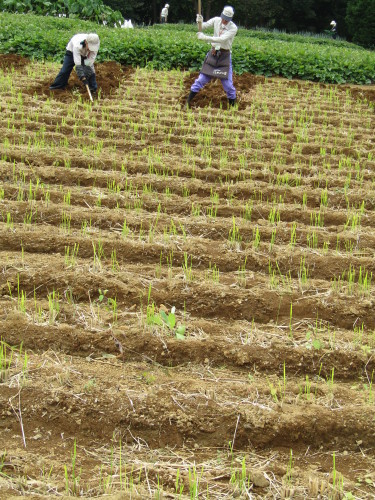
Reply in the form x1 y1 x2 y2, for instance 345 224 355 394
185 91 197 109
228 98 237 107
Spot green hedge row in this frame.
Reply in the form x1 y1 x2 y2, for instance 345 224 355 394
0 13 374 84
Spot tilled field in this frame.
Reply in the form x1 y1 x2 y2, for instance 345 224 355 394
0 53 375 498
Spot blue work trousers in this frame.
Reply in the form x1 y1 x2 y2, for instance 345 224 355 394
50 50 97 91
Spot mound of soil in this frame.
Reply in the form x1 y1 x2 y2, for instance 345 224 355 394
0 53 30 70
181 71 264 109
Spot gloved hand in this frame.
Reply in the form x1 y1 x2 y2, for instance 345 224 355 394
196 14 203 23
197 32 207 40
82 65 94 79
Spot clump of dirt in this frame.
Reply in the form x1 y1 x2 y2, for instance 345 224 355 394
0 53 30 70
181 71 264 109
97 60 135 95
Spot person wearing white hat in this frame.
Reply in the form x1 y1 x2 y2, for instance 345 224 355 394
186 6 238 108
49 33 100 93
161 4 170 23
330 20 337 39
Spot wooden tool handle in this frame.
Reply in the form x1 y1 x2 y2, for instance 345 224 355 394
86 84 93 102
198 0 202 32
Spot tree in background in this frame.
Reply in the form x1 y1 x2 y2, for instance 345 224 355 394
346 0 375 46
276 0 317 32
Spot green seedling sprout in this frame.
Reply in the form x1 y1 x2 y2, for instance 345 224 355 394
64 243 79 267
228 216 241 246
48 290 60 324
17 274 26 314
331 452 344 496
175 468 184 496
61 210 71 234
270 228 277 250
290 222 297 247
304 375 311 400
242 201 252 221
182 253 193 282
0 339 14 382
92 240 105 268
64 439 81 496
111 249 120 272
107 297 118 324
298 255 309 286
286 449 294 486
253 226 261 249
206 261 220 283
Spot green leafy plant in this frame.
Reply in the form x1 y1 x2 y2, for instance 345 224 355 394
160 307 186 340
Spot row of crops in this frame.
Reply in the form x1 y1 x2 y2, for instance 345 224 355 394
0 13 374 83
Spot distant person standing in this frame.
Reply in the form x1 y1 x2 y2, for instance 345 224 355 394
49 33 100 94
161 4 169 24
330 20 337 39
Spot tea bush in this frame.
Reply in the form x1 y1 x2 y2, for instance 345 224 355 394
0 13 374 84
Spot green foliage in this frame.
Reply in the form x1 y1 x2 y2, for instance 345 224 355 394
0 13 374 84
146 300 186 339
346 0 375 48
160 308 186 339
0 0 123 25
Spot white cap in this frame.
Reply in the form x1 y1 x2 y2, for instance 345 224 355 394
330 20 336 26
86 33 100 51
165 3 169 7
221 6 234 21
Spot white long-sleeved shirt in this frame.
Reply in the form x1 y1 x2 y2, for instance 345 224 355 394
202 17 238 51
66 34 99 69
161 7 169 18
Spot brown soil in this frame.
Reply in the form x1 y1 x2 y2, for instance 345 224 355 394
1 53 375 499
0 53 30 71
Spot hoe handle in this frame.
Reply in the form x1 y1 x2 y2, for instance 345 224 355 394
86 84 93 102
198 0 202 32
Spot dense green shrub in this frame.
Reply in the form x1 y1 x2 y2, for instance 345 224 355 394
0 13 374 84
0 0 123 25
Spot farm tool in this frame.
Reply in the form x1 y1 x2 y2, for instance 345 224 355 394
185 0 202 109
85 84 94 102
197 0 202 32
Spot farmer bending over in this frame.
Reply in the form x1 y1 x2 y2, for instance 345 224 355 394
49 33 100 95
186 6 237 108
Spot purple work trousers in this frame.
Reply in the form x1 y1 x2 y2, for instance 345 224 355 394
190 56 236 99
